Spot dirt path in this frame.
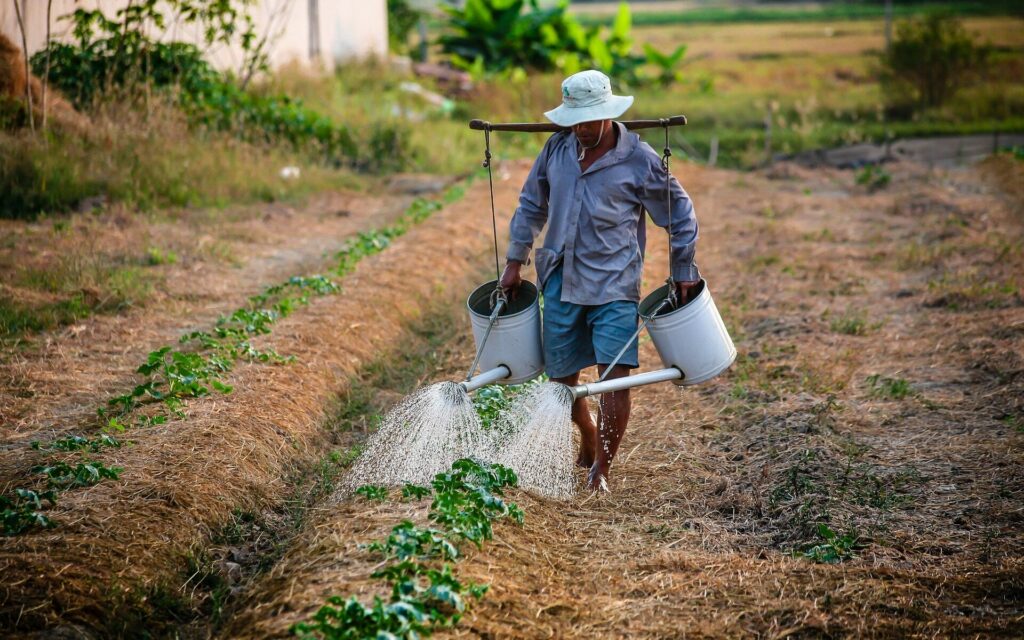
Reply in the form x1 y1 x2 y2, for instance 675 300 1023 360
0 166 527 634
217 159 1022 637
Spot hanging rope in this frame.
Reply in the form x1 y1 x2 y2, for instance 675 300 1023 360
468 125 507 378
482 126 502 290
661 120 678 309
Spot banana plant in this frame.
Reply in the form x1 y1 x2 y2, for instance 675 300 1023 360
643 43 688 86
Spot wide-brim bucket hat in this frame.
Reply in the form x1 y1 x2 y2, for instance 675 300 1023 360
544 70 634 128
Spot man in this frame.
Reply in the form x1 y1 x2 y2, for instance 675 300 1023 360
499 70 700 493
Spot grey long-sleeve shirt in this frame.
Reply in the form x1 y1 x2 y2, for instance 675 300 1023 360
506 121 700 306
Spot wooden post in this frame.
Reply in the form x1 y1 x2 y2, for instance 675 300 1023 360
42 0 53 131
708 136 719 167
764 110 773 166
308 0 321 62
12 0 34 132
884 0 893 50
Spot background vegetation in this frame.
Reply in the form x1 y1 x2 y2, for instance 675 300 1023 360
1 0 1021 221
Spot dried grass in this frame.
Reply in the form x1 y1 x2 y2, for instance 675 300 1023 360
0 164 529 633
217 160 1022 638
0 188 413 440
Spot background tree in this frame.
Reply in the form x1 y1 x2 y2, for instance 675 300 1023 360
881 13 989 109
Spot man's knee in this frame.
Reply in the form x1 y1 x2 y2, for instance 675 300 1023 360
550 371 581 386
597 363 630 380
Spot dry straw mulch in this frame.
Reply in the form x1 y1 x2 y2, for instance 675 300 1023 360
0 164 529 634
219 160 1022 638
0 188 414 443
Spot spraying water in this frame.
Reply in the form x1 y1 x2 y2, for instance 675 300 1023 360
345 382 487 489
488 382 577 500
344 379 579 500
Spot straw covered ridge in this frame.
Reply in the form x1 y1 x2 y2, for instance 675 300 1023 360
0 165 528 632
220 159 1021 637
0 188 417 443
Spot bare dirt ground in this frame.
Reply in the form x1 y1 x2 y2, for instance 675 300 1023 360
2 156 1021 638
216 158 1023 638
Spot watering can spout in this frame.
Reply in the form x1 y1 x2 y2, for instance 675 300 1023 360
459 365 512 394
571 367 683 400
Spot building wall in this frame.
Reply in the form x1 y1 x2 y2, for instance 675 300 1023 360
0 0 387 70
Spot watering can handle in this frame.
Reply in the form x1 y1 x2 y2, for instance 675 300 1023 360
596 297 673 383
469 116 687 133
466 295 506 381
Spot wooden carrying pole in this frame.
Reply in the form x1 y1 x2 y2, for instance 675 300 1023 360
469 115 687 132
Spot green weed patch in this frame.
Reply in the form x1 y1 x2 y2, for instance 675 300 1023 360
866 374 913 400
799 523 861 564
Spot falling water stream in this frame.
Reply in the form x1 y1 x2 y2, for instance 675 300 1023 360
345 382 486 489
488 382 577 500
345 381 578 499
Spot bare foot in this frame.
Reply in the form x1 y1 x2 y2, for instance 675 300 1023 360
586 463 610 493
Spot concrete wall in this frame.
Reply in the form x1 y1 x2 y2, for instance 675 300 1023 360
0 0 387 70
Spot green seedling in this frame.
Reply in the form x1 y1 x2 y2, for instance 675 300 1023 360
866 374 913 399
293 595 431 640
367 521 459 561
800 523 861 563
32 434 122 452
402 484 432 501
855 165 891 191
355 485 390 501
1 488 57 535
33 460 123 488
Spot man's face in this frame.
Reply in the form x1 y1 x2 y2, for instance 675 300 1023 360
572 119 610 147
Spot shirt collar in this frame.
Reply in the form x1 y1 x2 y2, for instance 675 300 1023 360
580 121 636 175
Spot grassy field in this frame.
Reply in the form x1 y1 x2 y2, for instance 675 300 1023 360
268 13 1024 172
572 0 1024 25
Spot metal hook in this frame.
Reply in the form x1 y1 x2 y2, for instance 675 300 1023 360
482 126 492 168
662 122 676 306
489 284 507 313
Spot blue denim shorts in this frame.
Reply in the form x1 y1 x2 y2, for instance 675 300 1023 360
542 266 639 379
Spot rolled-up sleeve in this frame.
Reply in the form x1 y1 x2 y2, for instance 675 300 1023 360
640 155 700 282
506 141 552 264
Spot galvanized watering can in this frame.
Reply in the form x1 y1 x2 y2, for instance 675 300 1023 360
570 279 736 399
462 279 544 392
639 280 736 386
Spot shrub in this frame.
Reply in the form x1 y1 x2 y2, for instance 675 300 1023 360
29 4 402 173
0 133 100 219
388 0 423 56
439 0 649 84
881 14 989 109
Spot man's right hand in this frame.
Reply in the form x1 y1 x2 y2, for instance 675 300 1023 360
499 260 523 300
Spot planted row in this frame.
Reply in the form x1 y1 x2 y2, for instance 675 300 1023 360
293 458 523 639
1 185 469 536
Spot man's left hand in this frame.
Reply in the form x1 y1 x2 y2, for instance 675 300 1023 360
675 280 700 305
